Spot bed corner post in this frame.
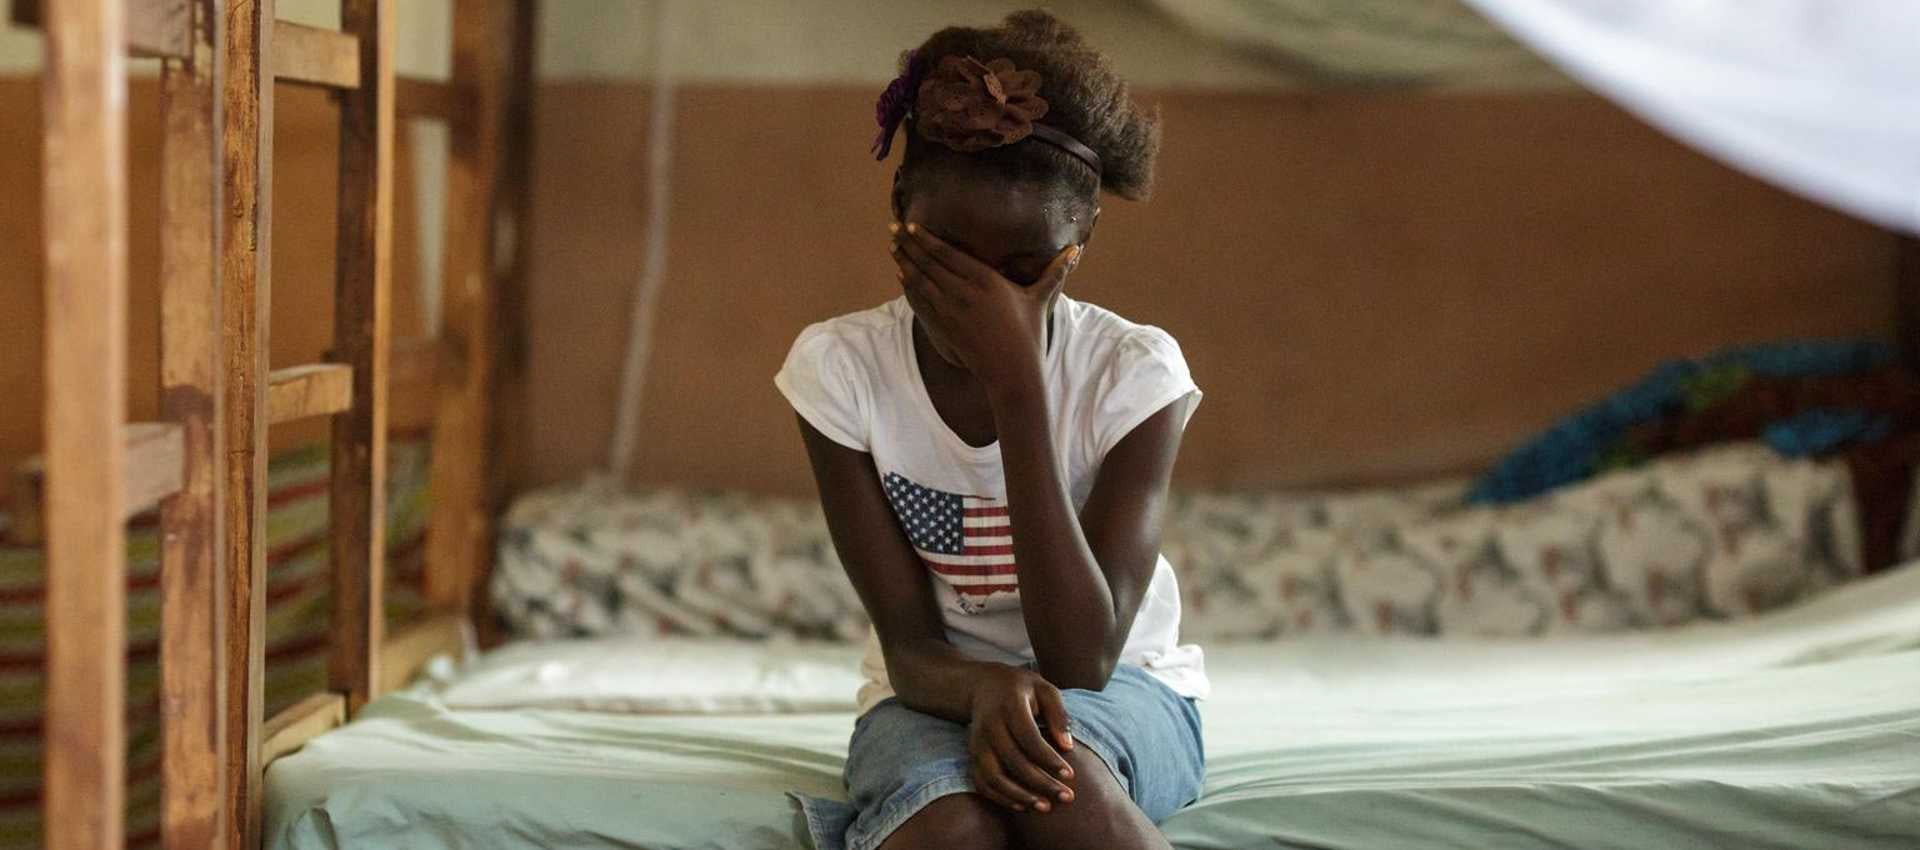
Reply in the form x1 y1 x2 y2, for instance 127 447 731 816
1897 235 1920 371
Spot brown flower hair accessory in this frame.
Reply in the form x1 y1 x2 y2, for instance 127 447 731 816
915 55 1049 153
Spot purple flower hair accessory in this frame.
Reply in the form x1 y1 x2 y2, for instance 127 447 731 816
870 49 922 161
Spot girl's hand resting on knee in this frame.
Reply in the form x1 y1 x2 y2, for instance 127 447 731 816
967 665 1078 813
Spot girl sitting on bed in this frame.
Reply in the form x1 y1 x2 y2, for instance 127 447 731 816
777 11 1207 850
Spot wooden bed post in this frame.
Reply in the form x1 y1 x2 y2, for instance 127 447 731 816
425 0 509 619
330 0 394 715
40 0 130 846
159 0 230 848
221 0 274 846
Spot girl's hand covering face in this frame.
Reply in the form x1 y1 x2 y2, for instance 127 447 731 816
891 221 1080 387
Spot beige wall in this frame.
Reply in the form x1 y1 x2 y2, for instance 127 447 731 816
513 83 1897 496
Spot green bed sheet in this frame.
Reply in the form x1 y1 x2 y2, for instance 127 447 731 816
266 567 1920 849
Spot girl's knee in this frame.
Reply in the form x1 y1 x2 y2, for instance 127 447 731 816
1008 749 1172 850
880 793 1013 850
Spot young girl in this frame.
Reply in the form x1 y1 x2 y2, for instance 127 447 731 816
780 12 1206 850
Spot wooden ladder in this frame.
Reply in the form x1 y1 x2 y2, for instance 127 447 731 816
222 2 395 849
18 0 395 848
19 1 226 848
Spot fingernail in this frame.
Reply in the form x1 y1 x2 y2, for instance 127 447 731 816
1035 802 1050 813
1059 768 1072 779
887 222 899 234
888 243 898 254
906 222 918 234
1059 791 1073 802
1013 804 1025 812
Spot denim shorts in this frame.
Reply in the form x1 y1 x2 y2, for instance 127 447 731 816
793 664 1205 850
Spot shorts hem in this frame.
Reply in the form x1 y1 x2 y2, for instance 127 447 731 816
845 775 974 850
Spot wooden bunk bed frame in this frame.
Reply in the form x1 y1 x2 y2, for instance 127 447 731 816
12 1 533 847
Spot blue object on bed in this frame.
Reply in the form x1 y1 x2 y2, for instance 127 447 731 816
1466 338 1892 504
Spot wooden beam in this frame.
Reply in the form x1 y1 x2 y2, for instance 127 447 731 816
221 0 275 845
476 0 537 649
1897 236 1920 371
40 0 129 845
8 423 185 545
270 19 359 89
11 0 191 58
258 692 345 766
124 421 186 517
158 3 228 847
396 76 471 122
378 610 470 694
387 336 441 434
330 0 395 713
266 363 354 424
428 0 509 616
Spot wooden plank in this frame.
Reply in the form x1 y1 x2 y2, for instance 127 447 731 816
124 421 186 517
220 0 275 846
40 0 128 846
427 0 508 616
258 692 344 766
1897 236 1920 370
7 423 186 544
473 0 537 649
378 610 470 694
159 3 228 845
396 75 470 122
266 363 354 424
388 336 442 434
11 0 191 58
270 19 359 90
330 0 395 713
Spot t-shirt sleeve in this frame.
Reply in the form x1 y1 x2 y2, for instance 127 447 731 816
773 326 871 452
1090 328 1202 460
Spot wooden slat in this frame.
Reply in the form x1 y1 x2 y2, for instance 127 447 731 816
7 423 185 544
221 0 275 845
378 610 470 694
258 692 344 767
388 336 441 434
124 421 186 517
266 363 354 424
1897 236 1920 370
396 75 469 122
40 0 128 845
159 2 227 846
329 0 394 713
270 19 359 89
427 0 509 616
11 0 191 58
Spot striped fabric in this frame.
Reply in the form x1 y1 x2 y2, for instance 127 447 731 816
0 439 432 850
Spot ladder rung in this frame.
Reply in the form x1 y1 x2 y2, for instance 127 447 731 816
10 0 192 59
272 20 361 90
10 423 186 541
267 364 355 425
123 422 186 519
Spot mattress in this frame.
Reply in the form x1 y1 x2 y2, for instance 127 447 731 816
264 565 1920 849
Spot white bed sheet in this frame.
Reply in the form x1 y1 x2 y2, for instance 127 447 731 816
266 565 1920 849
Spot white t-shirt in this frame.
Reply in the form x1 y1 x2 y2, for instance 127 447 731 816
775 295 1208 714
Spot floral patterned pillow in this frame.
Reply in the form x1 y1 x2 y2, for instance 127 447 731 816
1169 442 1862 641
494 443 1864 643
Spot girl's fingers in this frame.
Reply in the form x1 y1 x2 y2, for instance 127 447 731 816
976 752 1047 812
993 720 1073 803
904 222 998 282
893 230 968 294
1007 707 1075 789
1034 244 1081 301
1036 685 1074 753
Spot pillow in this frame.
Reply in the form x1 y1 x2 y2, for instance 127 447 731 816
1170 442 1862 640
432 637 865 714
492 483 869 642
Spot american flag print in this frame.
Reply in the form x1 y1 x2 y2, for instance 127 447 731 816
881 471 1018 613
